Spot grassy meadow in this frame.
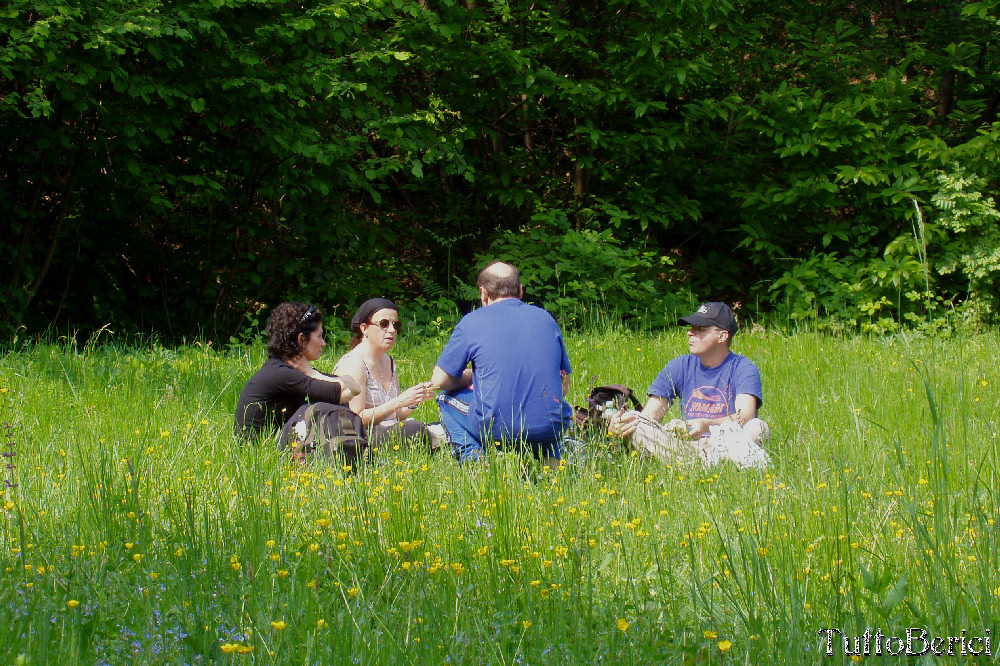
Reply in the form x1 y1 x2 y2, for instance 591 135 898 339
1 325 998 664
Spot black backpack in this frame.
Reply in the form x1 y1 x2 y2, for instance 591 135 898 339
573 384 644 429
280 402 368 468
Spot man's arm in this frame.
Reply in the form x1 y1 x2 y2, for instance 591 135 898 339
642 396 672 423
733 393 759 423
608 396 670 437
686 393 759 438
432 365 473 391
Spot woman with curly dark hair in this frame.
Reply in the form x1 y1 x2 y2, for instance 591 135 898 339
234 302 360 439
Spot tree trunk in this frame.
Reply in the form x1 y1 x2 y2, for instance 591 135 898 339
934 70 955 125
22 146 84 321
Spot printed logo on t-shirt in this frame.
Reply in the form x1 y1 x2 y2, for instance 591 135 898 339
684 385 730 419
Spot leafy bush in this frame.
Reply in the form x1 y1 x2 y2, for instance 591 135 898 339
485 207 692 328
767 251 859 330
4 0 1000 340
767 246 951 334
931 164 1000 321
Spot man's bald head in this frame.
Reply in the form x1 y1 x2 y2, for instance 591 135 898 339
478 261 522 300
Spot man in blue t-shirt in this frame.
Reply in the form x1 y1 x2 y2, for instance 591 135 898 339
609 302 769 458
431 262 572 466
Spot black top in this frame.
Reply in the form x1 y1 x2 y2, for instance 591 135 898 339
234 358 342 438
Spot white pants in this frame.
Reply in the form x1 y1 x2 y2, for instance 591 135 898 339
628 414 771 469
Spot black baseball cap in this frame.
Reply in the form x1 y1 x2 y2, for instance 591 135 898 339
679 302 737 335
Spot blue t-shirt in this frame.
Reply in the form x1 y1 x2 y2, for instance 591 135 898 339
647 352 762 420
436 299 572 442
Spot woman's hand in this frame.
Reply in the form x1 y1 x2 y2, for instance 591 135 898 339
397 381 435 409
288 355 360 403
335 375 362 402
286 355 310 374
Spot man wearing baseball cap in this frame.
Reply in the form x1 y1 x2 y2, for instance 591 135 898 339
608 302 769 465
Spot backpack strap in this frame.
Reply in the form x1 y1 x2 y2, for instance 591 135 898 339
625 389 643 411
337 409 360 440
606 384 643 410
300 403 319 451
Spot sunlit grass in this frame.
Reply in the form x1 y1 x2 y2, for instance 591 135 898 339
0 328 998 664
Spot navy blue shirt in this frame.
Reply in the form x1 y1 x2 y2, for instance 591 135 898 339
647 352 762 420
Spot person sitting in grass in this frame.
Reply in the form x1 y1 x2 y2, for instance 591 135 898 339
234 302 359 439
333 298 435 448
431 261 572 468
608 302 770 466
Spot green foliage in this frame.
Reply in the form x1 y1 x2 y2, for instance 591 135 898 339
932 165 1000 317
398 295 465 346
768 252 859 329
0 0 469 339
486 206 691 328
3 0 1000 340
767 232 956 334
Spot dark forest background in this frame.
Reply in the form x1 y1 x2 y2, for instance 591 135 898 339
3 0 1000 341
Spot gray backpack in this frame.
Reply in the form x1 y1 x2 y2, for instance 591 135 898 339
280 402 367 468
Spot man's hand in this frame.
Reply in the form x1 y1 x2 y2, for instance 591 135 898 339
609 396 670 437
607 408 641 437
685 418 712 440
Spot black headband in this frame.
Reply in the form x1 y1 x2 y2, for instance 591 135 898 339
351 298 397 333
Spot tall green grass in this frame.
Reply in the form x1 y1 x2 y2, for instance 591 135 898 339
0 327 998 664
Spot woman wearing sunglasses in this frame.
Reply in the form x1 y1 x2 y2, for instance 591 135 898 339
334 298 435 447
235 302 360 439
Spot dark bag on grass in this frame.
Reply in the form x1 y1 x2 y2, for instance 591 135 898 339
573 384 644 428
280 402 367 466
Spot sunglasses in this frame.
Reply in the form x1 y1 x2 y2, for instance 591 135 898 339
299 305 317 323
369 319 402 332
